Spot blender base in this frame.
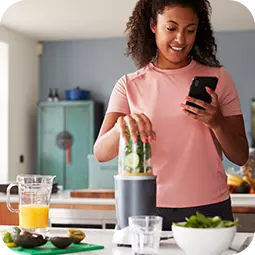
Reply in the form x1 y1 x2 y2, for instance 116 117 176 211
112 225 174 247
112 225 132 246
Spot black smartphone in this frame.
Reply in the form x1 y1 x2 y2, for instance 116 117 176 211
186 76 218 110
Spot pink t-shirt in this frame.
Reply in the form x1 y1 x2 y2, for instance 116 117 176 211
106 60 242 208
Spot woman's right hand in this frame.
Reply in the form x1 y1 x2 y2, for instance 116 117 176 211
116 113 156 143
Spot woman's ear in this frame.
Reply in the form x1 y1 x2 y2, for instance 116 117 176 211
150 17 156 33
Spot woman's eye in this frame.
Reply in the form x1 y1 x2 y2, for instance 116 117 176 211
167 27 176 32
187 30 195 34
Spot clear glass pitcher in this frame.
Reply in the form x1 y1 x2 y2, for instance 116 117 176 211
6 174 56 232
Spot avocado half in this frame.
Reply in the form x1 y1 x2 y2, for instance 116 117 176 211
13 230 47 248
50 237 72 249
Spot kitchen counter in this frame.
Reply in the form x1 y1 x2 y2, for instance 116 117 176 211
0 190 254 208
0 226 254 254
1 191 255 230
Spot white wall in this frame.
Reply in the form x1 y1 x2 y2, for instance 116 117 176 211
0 41 9 183
0 25 39 182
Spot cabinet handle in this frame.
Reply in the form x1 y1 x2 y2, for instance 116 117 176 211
66 144 71 164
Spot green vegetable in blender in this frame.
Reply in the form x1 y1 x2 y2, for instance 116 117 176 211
173 212 239 228
124 153 140 169
124 130 151 173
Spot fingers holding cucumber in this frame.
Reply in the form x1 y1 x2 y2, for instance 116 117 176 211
125 115 139 142
138 113 156 141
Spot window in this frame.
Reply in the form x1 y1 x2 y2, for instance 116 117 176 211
0 41 9 182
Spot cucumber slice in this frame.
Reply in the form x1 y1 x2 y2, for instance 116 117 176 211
124 153 140 169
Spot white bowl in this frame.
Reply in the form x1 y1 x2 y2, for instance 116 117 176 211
172 223 236 255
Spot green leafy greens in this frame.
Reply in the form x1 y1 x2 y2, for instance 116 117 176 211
173 212 239 228
124 130 151 174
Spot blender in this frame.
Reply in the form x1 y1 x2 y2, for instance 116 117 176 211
112 129 157 246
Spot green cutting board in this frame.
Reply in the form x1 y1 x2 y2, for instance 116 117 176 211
10 241 104 255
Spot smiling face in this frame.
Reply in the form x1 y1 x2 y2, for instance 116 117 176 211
150 6 198 69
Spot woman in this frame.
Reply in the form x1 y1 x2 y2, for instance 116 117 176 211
94 0 249 230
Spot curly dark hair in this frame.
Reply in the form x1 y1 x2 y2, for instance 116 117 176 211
125 0 221 68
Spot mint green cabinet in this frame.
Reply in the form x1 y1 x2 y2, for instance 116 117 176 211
39 105 65 186
37 101 102 190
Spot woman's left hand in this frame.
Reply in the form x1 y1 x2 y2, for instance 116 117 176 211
181 87 223 130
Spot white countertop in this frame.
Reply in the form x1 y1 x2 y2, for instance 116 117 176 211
0 227 253 255
0 190 255 208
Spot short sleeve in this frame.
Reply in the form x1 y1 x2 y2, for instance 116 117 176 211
106 76 130 115
218 67 242 117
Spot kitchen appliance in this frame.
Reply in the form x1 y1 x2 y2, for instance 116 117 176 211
112 130 157 246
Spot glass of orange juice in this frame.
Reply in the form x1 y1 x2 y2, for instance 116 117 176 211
6 175 55 233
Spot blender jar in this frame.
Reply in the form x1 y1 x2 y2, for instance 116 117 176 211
118 129 152 176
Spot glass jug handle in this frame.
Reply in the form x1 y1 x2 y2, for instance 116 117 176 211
6 182 19 213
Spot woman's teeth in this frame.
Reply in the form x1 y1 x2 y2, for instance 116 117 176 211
170 46 184 51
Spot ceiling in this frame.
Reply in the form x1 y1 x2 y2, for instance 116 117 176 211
1 0 255 41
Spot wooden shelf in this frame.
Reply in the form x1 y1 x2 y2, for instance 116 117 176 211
70 189 115 199
0 203 19 226
232 207 255 213
1 202 255 226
